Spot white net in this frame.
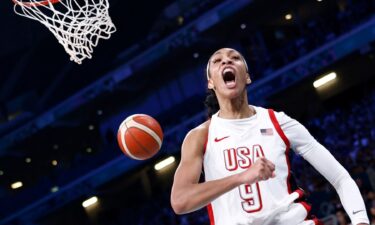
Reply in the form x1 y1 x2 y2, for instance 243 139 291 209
13 0 116 64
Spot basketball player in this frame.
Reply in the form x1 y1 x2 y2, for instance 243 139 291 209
170 48 369 225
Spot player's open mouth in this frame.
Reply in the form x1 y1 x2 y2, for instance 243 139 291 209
222 67 236 88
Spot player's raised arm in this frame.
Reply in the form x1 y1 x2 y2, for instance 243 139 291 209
276 111 370 225
170 121 275 215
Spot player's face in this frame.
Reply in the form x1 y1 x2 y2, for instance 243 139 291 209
207 48 251 99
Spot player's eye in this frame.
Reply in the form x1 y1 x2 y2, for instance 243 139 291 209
232 55 240 60
212 58 221 64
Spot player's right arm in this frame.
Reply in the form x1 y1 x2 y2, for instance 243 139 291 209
170 121 275 215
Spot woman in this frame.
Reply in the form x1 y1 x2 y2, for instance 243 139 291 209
170 48 369 225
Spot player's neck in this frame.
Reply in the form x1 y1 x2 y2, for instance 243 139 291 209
218 93 254 119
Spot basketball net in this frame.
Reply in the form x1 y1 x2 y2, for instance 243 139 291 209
13 0 116 64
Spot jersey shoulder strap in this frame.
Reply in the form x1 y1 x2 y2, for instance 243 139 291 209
203 119 211 155
267 109 290 149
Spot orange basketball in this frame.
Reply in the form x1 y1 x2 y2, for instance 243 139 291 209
117 114 163 160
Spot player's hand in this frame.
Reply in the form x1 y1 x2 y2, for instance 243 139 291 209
238 157 275 184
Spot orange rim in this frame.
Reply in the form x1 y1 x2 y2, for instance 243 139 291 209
13 0 60 7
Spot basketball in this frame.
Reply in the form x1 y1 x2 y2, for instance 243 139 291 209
117 114 163 160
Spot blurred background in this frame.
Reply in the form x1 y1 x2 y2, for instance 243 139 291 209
0 0 374 224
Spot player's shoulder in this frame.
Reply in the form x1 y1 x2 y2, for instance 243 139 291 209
268 108 294 125
253 105 292 123
180 120 210 155
271 109 287 118
190 120 210 137
184 120 210 143
254 105 283 115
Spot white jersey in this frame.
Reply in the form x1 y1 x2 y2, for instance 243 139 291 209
204 106 311 225
203 106 369 225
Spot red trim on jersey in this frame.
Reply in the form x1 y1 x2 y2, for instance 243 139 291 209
203 126 209 155
295 189 304 198
268 109 290 148
207 203 215 225
293 189 312 218
268 109 292 193
300 201 312 214
203 121 214 224
203 120 211 155
203 135 208 155
312 217 324 225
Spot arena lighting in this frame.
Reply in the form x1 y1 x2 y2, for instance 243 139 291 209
51 186 59 193
82 196 98 208
154 156 175 171
11 181 23 189
177 16 184 25
313 72 337 88
285 14 292 20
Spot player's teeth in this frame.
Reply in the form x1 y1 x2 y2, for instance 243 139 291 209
223 68 233 73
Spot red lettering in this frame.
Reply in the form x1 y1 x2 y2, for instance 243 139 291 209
223 145 266 172
223 148 238 171
237 147 251 169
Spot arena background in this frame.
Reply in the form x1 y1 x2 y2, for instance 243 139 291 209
0 0 374 224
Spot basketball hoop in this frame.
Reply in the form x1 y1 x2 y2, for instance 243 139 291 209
13 0 116 64
13 0 60 7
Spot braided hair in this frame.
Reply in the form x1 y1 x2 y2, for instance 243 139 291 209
204 89 219 118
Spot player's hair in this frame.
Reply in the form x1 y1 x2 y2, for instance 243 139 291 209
204 89 219 118
204 50 248 118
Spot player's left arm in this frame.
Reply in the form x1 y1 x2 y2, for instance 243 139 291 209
275 111 369 225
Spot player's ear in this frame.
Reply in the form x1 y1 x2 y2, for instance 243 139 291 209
208 79 215 90
246 73 251 85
